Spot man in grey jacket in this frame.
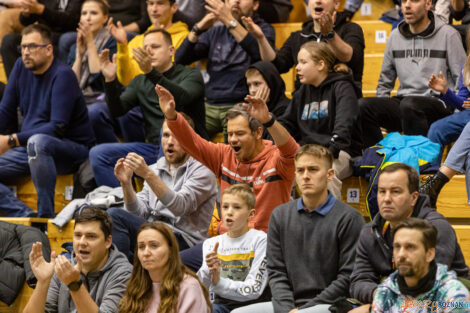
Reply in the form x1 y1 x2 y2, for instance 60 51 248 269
24 207 132 313
349 163 468 313
359 0 466 148
107 116 218 267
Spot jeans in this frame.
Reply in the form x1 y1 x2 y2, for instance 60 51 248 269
89 141 158 187
359 96 452 147
108 207 202 269
0 134 89 217
212 304 230 313
442 122 470 204
58 31 77 63
88 101 146 143
231 302 332 313
427 110 470 168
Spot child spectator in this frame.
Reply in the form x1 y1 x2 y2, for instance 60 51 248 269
280 41 362 199
119 222 211 313
198 184 269 313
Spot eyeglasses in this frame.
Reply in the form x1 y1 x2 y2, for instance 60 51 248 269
18 43 49 53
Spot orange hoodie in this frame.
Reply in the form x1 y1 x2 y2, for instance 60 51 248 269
167 113 299 234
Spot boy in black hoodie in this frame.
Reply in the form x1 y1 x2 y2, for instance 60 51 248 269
279 41 362 199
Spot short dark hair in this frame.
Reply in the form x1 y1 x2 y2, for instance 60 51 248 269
75 207 113 238
295 144 333 168
143 28 173 46
225 103 262 133
392 217 437 251
83 0 110 15
21 24 53 44
380 163 419 193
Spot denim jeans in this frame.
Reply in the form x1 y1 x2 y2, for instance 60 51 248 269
442 122 470 203
108 207 202 269
0 134 89 217
58 31 77 63
212 304 230 313
89 141 158 187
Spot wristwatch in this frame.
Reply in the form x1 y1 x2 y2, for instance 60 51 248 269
68 279 83 291
7 134 16 148
228 19 238 30
325 31 335 40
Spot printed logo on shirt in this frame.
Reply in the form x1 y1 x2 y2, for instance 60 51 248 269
218 251 255 282
301 100 329 120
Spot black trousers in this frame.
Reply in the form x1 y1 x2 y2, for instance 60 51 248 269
1 33 21 78
359 96 452 147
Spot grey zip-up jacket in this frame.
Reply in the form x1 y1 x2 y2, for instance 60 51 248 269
377 11 466 98
125 156 217 247
45 245 132 313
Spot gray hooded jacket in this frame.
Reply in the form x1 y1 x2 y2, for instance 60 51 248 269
45 245 132 313
125 156 217 247
376 11 466 98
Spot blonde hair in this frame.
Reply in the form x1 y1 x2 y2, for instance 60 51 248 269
299 41 348 74
222 184 256 210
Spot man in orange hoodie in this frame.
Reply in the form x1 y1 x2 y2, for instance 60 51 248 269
156 84 298 269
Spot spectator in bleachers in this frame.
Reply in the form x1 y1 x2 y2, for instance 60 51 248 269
450 0 470 47
108 116 217 268
0 0 82 78
198 184 269 313
245 0 364 87
175 0 275 139
0 24 94 218
58 0 150 77
349 163 468 313
23 207 132 313
426 29 470 172
90 29 206 187
155 83 298 268
372 218 470 313
420 122 470 207
108 0 188 86
245 61 290 140
232 144 365 313
67 0 117 144
359 0 466 148
118 222 212 313
257 0 292 23
279 41 362 199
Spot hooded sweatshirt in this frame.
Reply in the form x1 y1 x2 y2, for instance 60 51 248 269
272 12 364 86
279 71 363 158
376 11 466 98
247 61 290 140
166 112 299 234
45 245 132 313
116 21 189 86
350 195 469 304
371 264 470 313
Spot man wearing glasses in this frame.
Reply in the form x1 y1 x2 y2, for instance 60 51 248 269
0 23 94 218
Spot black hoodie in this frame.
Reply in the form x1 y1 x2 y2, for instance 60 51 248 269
272 12 364 87
349 195 469 304
279 71 363 158
247 61 290 140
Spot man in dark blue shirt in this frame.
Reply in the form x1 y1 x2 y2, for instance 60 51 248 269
0 24 94 218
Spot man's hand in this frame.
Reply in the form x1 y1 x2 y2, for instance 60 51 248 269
123 152 153 180
107 18 127 44
18 0 44 15
98 49 117 82
243 85 271 124
0 135 10 155
155 84 177 120
241 16 264 40
132 47 152 74
463 98 470 109
204 0 233 26
288 309 299 313
348 304 371 313
54 255 82 286
316 11 335 35
29 242 56 283
195 13 217 31
206 242 221 286
428 71 448 94
114 158 133 185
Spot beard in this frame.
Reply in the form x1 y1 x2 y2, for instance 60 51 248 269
397 263 416 277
